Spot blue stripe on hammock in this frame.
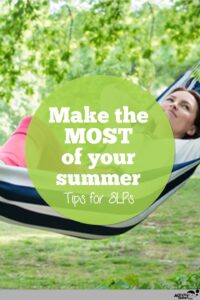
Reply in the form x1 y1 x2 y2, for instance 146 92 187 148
0 159 198 207
172 158 200 171
0 165 197 239
0 201 131 238
0 181 46 205
154 165 197 203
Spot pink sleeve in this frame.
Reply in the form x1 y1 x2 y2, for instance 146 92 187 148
0 117 32 168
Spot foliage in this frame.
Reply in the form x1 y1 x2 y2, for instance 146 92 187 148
167 272 200 289
99 271 200 289
100 274 140 289
0 0 199 101
0 0 199 142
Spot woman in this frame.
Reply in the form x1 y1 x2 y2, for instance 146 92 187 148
0 87 200 168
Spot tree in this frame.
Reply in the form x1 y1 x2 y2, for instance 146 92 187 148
0 0 199 142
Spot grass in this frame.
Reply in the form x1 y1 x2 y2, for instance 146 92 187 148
0 178 199 289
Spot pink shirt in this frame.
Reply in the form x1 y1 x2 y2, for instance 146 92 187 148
0 117 32 167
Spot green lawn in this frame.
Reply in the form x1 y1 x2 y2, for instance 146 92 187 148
0 178 199 289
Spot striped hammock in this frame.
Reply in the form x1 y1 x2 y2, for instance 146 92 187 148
0 62 200 239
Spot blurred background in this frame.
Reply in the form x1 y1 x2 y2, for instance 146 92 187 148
0 0 199 144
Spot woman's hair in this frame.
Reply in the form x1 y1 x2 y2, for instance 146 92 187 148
168 86 200 139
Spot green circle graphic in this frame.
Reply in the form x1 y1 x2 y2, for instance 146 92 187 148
26 76 174 225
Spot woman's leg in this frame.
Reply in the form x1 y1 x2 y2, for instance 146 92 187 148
0 117 32 167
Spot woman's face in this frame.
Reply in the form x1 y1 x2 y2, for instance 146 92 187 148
161 90 198 138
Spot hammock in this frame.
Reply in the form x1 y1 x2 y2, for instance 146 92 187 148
0 62 200 239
